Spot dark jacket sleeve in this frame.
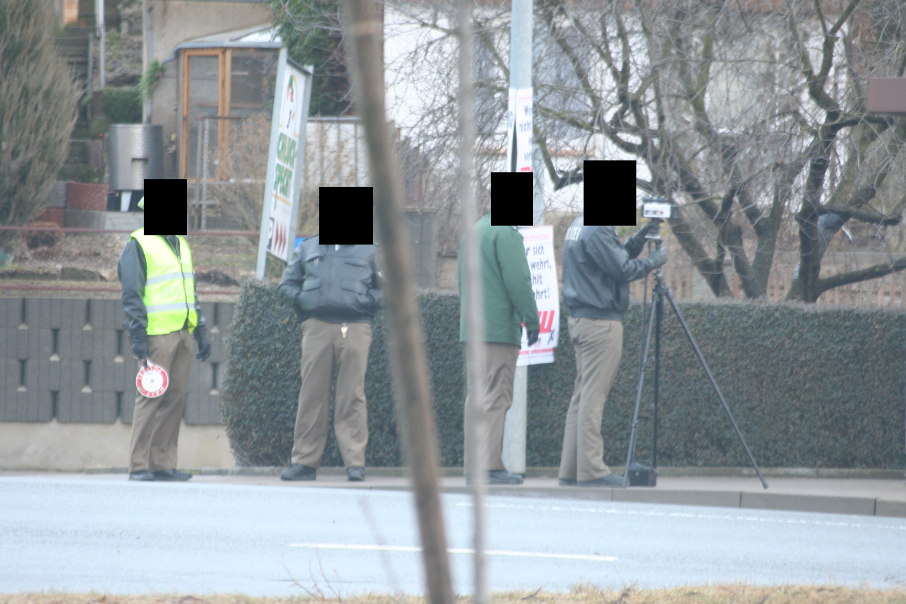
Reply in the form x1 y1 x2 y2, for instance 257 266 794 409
278 243 306 309
585 227 653 284
117 238 147 335
368 248 384 308
496 228 540 332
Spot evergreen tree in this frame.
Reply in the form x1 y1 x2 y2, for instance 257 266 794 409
269 0 352 116
0 0 79 247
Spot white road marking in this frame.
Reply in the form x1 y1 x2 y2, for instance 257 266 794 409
288 542 617 562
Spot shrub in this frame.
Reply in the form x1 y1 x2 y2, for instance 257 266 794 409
100 86 142 124
223 283 906 470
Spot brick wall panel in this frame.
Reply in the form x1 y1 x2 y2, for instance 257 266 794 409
58 390 117 424
121 392 135 424
0 328 17 357
1 361 53 422
100 358 131 393
63 299 88 330
0 298 22 328
58 359 86 392
16 329 52 361
94 299 124 330
1 298 233 425
46 359 63 390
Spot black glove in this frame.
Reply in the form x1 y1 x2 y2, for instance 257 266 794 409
526 329 540 347
129 330 149 361
647 247 668 269
639 220 660 239
194 324 212 361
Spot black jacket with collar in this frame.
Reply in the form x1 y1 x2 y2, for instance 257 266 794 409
562 216 656 321
278 236 383 324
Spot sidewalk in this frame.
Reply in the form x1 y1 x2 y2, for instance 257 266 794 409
32 466 902 519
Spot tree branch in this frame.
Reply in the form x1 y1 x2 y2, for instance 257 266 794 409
817 256 906 296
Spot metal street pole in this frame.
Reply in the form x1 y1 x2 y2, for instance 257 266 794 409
502 0 536 476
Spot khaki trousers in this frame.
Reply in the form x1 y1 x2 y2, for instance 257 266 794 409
129 329 193 472
291 318 372 468
559 318 623 482
464 342 520 476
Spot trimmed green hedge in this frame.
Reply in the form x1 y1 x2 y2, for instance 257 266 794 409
222 282 906 469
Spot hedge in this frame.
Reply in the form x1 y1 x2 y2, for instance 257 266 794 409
222 282 906 469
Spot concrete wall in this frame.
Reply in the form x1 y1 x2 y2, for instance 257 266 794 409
0 298 236 470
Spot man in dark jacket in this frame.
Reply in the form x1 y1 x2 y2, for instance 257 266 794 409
559 215 665 487
459 213 540 485
278 236 382 482
118 196 211 482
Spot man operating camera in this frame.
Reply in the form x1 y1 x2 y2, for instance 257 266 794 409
558 211 667 487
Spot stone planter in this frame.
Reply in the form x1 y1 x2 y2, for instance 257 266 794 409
66 182 109 211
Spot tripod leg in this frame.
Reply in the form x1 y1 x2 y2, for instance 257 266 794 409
623 291 659 488
662 288 769 490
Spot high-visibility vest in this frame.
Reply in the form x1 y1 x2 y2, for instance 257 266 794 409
131 228 198 335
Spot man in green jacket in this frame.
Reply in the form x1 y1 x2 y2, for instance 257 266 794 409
459 213 540 485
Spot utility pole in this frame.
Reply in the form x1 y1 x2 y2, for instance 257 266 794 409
502 0 538 476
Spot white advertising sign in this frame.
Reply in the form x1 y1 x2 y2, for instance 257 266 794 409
506 87 533 172
517 225 559 366
256 52 312 276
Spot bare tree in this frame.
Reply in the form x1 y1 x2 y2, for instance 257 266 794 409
0 0 79 248
384 0 906 302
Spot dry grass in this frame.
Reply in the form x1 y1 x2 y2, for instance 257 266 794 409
3 585 906 604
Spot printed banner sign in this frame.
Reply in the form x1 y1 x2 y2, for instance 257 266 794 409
506 87 533 172
517 225 559 366
256 52 311 273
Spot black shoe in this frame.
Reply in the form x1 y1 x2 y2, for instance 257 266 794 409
558 478 577 487
152 469 192 481
346 466 366 482
281 464 316 481
578 474 624 487
488 469 523 485
128 470 155 481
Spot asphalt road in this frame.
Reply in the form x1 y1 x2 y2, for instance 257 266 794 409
2 475 905 597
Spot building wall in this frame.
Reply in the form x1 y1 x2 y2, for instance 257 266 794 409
148 0 273 177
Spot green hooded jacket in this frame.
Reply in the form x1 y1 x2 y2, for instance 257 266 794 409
458 214 540 346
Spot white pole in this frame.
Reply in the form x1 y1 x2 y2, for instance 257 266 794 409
502 0 534 476
95 0 105 88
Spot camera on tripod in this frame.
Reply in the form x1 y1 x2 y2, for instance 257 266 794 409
641 196 673 245
641 196 673 220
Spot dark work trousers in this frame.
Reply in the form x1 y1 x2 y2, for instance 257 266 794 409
129 329 193 473
291 318 372 469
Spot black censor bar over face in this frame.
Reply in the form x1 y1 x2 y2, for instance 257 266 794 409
143 178 188 236
319 186 374 245
490 171 533 226
582 160 636 226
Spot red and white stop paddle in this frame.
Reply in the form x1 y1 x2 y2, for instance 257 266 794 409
136 360 169 398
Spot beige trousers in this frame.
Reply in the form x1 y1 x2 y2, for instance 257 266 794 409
559 318 623 482
291 318 372 468
463 342 520 476
129 329 193 472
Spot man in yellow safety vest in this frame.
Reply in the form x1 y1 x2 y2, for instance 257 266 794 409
118 196 210 481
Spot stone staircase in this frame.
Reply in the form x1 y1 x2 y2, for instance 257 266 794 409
54 0 121 182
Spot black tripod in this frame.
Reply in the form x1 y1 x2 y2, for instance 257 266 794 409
622 257 769 490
